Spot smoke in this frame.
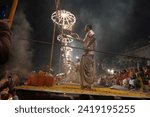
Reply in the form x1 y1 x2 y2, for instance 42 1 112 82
59 0 136 71
8 10 33 78
62 0 135 52
78 0 135 52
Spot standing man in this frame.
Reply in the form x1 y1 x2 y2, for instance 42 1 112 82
80 24 96 90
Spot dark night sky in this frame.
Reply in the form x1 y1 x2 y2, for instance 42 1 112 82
1 0 150 71
10 0 150 70
21 0 150 52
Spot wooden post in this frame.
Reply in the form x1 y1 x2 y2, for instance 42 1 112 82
8 0 18 28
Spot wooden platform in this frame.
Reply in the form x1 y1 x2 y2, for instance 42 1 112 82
15 85 150 100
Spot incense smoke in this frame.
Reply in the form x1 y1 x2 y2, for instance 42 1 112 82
8 10 33 78
62 0 135 52
79 0 135 52
60 0 136 70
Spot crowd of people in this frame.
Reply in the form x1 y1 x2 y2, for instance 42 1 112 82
97 65 150 92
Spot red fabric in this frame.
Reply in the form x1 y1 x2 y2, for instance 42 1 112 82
26 73 55 86
145 71 150 79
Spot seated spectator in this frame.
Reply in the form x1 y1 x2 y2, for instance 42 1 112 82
128 72 136 90
138 66 147 84
144 66 150 90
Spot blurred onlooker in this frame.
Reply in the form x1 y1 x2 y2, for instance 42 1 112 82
0 20 11 79
128 72 136 90
0 20 12 99
144 66 150 90
138 67 146 84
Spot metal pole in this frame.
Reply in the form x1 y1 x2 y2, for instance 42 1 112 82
49 0 59 69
